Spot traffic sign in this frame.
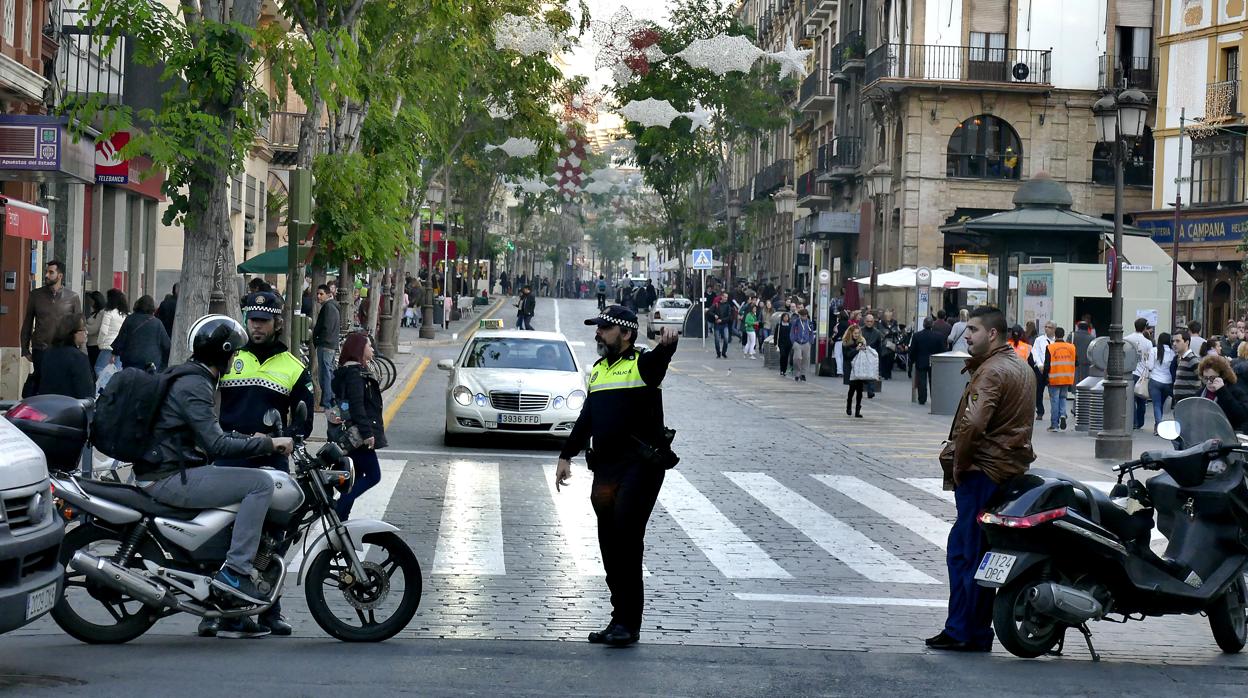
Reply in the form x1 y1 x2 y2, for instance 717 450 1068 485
818 268 830 283
1106 247 1117 293
692 248 713 270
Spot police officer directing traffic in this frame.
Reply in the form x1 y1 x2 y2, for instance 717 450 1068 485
202 290 314 638
555 304 679 647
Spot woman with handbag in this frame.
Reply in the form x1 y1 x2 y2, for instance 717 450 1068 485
844 325 875 418
330 332 387 520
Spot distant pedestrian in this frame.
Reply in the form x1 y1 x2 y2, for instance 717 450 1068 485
709 292 733 359
947 309 970 353
1125 318 1154 430
156 283 178 338
1197 354 1248 432
36 313 94 399
843 325 873 418
84 290 106 369
313 284 340 410
1072 321 1094 383
928 306 1035 653
95 288 128 376
1172 331 1201 402
1147 332 1175 432
790 308 814 382
1188 321 1206 357
1031 320 1055 421
1042 327 1075 432
112 294 170 371
331 332 387 520
775 312 792 376
932 309 952 343
909 317 946 406
860 312 884 397
20 260 80 397
596 275 608 310
516 285 536 330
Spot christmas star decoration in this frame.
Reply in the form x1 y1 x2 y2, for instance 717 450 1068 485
485 137 540 158
512 177 550 195
675 34 765 75
685 103 712 132
492 13 564 56
486 101 513 120
767 37 813 79
591 8 666 83
617 98 683 128
583 180 616 195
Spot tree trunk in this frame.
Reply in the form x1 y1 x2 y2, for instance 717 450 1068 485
170 171 238 364
365 269 383 338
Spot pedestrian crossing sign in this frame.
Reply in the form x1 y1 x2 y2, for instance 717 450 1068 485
692 249 713 270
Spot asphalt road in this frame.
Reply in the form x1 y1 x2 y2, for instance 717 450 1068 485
3 296 1248 697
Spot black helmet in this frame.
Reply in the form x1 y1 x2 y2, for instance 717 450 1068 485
188 314 245 369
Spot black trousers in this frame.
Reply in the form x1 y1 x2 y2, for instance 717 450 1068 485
914 367 931 405
848 380 866 415
778 341 792 373
590 461 665 632
1034 368 1047 417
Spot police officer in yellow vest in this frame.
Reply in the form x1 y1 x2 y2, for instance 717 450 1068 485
555 305 679 647
203 289 313 638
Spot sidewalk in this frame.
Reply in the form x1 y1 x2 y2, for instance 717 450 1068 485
670 331 1169 482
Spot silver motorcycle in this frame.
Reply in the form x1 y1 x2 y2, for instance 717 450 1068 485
42 405 421 643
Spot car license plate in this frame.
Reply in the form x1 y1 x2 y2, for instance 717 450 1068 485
25 582 57 620
974 552 1017 586
497 413 539 424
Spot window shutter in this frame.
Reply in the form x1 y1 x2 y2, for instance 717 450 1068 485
968 0 1008 35
1117 0 1153 28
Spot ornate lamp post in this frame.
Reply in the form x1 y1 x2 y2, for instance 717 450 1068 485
1092 87 1150 461
420 183 443 339
727 196 740 286
773 185 797 293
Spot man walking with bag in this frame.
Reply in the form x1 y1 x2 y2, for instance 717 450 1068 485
789 308 814 382
554 306 679 647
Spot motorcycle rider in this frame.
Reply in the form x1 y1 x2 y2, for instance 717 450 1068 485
136 314 293 639
200 290 313 638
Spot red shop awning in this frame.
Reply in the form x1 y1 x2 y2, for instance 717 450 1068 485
2 197 50 242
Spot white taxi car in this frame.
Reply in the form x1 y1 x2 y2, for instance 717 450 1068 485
438 330 587 445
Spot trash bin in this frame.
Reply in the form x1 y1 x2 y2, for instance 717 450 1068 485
1074 376 1101 432
433 297 444 326
930 351 971 416
762 337 779 368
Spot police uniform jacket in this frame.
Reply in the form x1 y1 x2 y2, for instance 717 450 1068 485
217 340 315 469
558 340 677 469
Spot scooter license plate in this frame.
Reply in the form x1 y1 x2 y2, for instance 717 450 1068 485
974 552 1017 587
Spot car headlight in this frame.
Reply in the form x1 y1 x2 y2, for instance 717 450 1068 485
566 390 586 410
475 393 487 407
553 396 565 409
453 386 473 406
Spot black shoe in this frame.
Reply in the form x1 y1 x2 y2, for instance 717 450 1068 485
867 392 875 399
259 613 292 636
854 412 863 418
795 376 800 382
217 616 271 639
213 567 267 605
603 624 640 647
800 376 807 382
925 630 990 652
197 617 219 638
588 622 618 644
1060 416 1067 431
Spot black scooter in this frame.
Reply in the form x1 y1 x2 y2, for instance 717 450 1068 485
975 397 1248 660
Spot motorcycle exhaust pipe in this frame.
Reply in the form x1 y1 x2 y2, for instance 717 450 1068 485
1026 582 1104 625
69 551 177 609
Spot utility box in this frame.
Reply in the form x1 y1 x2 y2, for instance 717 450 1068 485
930 351 971 416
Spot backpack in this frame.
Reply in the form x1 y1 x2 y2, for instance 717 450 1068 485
597 280 607 294
91 364 198 465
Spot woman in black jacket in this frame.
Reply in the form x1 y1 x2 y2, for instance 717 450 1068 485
1198 354 1248 433
37 314 95 399
775 312 792 376
112 295 171 371
331 332 387 519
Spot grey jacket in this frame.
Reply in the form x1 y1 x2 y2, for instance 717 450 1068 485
138 361 275 481
313 300 340 349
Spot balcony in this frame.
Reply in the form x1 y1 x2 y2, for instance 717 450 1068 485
1205 79 1241 123
794 211 861 240
817 137 861 181
864 43 1052 91
797 69 835 112
1098 54 1159 93
796 169 830 205
802 0 835 22
829 31 866 84
752 159 793 200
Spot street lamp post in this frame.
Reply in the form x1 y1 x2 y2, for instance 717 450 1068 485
420 183 443 339
1092 87 1150 461
727 196 740 287
864 164 892 310
773 185 796 294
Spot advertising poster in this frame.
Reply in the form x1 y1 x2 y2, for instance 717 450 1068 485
952 253 989 307
1020 271 1053 330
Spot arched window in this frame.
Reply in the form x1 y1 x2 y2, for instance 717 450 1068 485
946 115 1022 180
1092 126 1154 186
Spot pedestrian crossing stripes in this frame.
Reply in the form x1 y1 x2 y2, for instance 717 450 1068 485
432 461 506 575
814 475 951 549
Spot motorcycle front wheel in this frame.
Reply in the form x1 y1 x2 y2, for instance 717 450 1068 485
304 531 422 642
1209 573 1248 653
51 524 162 644
993 572 1065 658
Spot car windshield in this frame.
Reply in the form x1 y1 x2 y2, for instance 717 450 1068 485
658 299 691 309
463 338 576 371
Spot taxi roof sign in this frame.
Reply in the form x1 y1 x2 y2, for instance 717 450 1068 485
479 318 504 330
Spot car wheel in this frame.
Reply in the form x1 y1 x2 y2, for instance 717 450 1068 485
443 430 465 447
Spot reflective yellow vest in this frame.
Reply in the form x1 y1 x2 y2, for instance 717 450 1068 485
220 350 307 396
588 350 649 394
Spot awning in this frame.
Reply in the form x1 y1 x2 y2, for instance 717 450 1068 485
1106 233 1198 289
2 197 49 242
851 267 987 289
237 245 318 274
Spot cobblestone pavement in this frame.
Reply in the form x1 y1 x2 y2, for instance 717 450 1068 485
6 297 1247 672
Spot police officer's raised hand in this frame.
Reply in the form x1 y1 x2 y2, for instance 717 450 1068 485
555 458 572 491
272 437 294 455
658 326 679 346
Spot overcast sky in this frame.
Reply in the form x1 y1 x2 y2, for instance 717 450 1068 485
561 0 672 92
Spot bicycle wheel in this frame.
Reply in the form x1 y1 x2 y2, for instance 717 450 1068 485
374 354 397 392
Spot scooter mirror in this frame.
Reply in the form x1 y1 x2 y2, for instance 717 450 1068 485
1157 420 1181 441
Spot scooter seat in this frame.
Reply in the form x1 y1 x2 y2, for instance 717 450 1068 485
78 478 201 520
1072 486 1154 544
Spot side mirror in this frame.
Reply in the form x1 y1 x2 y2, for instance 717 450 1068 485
1157 420 1181 441
437 359 454 371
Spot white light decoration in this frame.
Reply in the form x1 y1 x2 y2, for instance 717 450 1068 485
685 103 712 132
584 180 616 195
487 102 512 120
767 37 813 80
675 34 765 75
485 137 540 158
492 13 564 56
618 98 683 128
513 178 550 195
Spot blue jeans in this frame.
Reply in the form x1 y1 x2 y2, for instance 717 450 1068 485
94 349 118 377
713 323 730 356
945 470 998 647
1048 386 1068 429
1149 379 1173 427
1133 394 1148 430
316 346 336 409
516 313 533 330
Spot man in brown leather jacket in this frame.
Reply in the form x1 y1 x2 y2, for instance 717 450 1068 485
927 305 1035 652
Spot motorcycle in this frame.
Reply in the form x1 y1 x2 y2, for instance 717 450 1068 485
8 395 421 643
975 397 1248 660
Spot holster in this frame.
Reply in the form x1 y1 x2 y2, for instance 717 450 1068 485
631 428 679 470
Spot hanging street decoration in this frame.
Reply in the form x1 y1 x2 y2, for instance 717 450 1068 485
485 137 540 158
591 6 667 84
512 177 551 195
685 103 712 132
558 88 604 124
617 98 683 128
767 37 813 80
583 180 616 195
486 101 513 120
675 34 765 75
492 13 565 56
555 125 588 201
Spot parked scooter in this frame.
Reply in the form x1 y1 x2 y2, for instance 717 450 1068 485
975 397 1248 660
